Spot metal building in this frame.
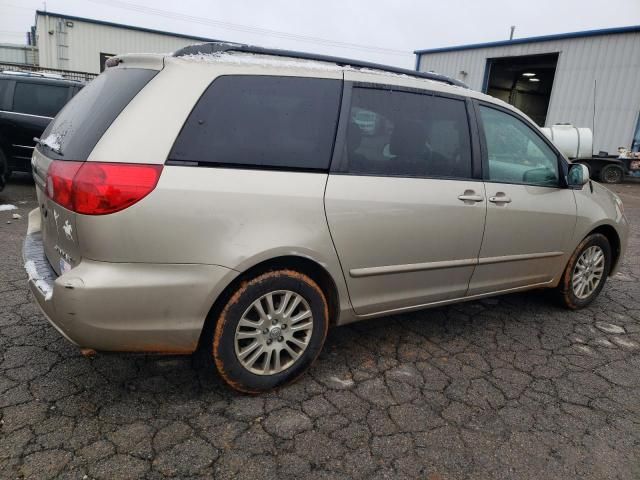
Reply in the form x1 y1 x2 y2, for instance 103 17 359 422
0 43 38 66
415 26 640 154
33 10 219 75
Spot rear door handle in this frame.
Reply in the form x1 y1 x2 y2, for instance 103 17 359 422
488 194 512 204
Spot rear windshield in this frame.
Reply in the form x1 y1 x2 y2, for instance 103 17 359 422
37 67 157 160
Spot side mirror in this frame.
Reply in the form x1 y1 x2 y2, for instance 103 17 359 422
568 163 590 188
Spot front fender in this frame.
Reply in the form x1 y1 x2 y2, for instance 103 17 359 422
571 182 629 274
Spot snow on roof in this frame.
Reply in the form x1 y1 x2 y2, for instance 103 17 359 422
177 51 451 85
179 52 344 72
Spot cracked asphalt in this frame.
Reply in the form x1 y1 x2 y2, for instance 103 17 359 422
1 174 639 479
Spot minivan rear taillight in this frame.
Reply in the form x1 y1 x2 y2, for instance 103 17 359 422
46 161 163 215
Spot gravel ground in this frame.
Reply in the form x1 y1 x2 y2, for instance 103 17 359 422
1 174 639 479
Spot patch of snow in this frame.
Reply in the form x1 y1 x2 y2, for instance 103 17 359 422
40 133 62 152
120 51 172 56
595 322 625 334
346 65 417 81
612 337 638 349
0 204 17 211
181 52 344 72
24 260 38 279
613 272 634 282
24 260 52 301
178 51 464 88
12 213 21 219
575 344 596 355
327 376 355 389
593 338 615 348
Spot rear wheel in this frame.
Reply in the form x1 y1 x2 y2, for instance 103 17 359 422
556 233 611 309
599 164 624 184
210 270 329 393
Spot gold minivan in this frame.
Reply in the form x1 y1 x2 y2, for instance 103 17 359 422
24 43 628 392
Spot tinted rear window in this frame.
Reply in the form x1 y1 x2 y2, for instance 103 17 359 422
38 68 157 160
13 82 69 117
169 75 342 171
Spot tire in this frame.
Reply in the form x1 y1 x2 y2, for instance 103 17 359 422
599 165 624 184
210 270 329 393
556 233 611 309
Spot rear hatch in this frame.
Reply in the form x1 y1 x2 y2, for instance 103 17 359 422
32 65 159 275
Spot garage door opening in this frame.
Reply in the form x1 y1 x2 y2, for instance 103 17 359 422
484 53 559 126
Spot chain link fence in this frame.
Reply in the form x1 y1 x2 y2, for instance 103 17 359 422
0 62 97 82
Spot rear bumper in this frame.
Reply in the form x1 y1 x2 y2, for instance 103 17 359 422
23 208 237 353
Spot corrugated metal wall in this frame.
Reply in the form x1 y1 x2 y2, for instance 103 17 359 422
417 33 640 154
36 14 210 75
0 43 38 65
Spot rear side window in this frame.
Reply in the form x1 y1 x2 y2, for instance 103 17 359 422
336 87 472 179
38 68 157 160
169 76 342 171
13 82 69 117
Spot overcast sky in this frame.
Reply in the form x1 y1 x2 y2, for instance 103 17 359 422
1 0 639 67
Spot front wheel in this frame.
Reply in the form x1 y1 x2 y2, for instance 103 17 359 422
210 270 329 393
557 233 611 309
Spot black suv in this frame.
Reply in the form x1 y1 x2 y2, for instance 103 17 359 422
0 71 83 190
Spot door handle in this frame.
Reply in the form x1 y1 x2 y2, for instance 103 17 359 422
458 192 484 203
488 193 512 204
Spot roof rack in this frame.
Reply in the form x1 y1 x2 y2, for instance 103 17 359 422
172 42 468 89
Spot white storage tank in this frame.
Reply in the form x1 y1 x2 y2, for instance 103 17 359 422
540 124 593 159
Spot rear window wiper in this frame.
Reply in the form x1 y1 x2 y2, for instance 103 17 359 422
34 136 63 156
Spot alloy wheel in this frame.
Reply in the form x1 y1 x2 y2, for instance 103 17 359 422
572 245 605 299
234 290 313 375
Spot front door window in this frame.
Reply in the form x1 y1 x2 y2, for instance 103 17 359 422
479 105 559 187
